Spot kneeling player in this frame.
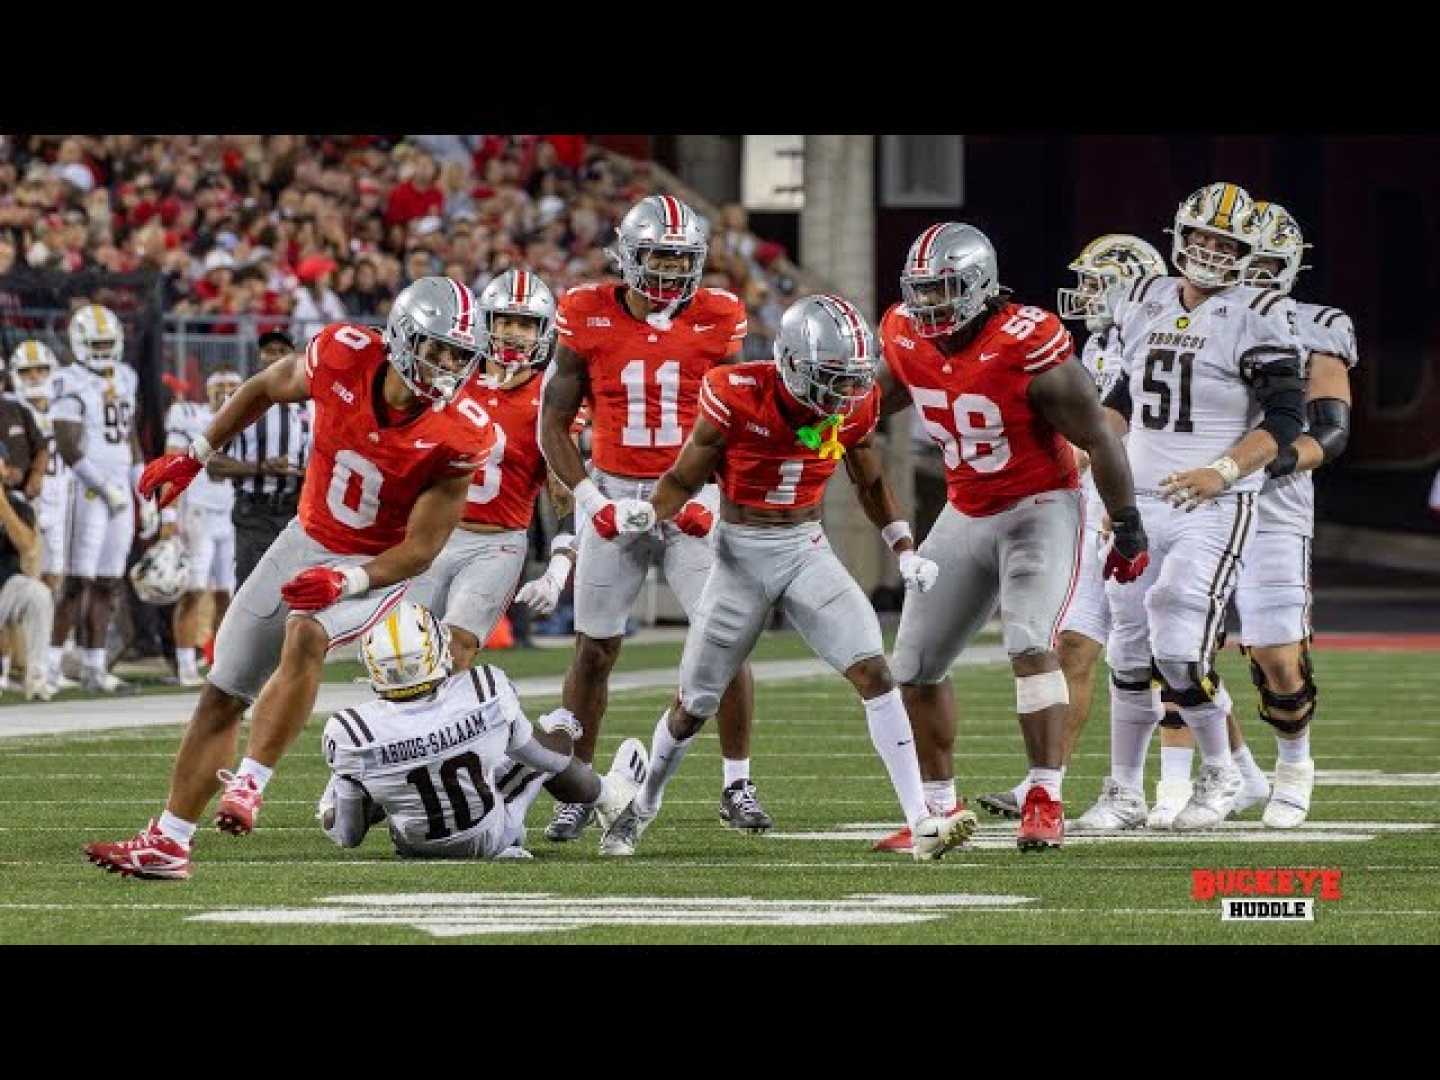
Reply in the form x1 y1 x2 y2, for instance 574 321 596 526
318 601 646 859
596 294 976 861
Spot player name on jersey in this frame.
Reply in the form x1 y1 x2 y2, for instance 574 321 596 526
373 707 503 767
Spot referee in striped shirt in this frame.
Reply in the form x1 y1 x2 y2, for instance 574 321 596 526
204 330 312 588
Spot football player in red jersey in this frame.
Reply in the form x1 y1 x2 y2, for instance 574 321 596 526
84 277 496 880
409 269 577 669
596 294 977 861
539 194 770 841
870 223 1146 852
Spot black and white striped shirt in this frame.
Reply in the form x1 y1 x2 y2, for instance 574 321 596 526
230 401 312 498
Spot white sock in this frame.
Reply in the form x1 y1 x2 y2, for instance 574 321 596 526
48 645 65 675
863 689 929 827
1026 767 1063 801
923 779 957 815
634 710 694 816
1233 744 1267 783
1276 733 1311 765
722 757 750 788
83 647 107 673
237 757 274 792
157 810 196 847
1180 701 1232 767
176 647 198 678
1111 683 1161 793
1160 745 1194 784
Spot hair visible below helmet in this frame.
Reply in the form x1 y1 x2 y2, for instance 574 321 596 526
900 222 1001 338
383 276 483 405
1168 182 1264 289
773 294 878 417
1242 201 1309 294
611 195 709 305
1057 234 1168 332
477 268 556 385
68 304 125 374
360 601 453 701
206 368 243 411
128 538 192 606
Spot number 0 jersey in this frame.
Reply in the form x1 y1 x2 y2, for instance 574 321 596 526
880 301 1079 517
1110 277 1303 495
165 400 234 513
555 283 746 479
462 376 547 531
300 324 497 556
49 362 138 477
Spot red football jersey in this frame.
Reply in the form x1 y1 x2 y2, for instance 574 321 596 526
463 374 547 531
555 282 747 479
698 362 881 510
880 301 1079 517
299 324 497 555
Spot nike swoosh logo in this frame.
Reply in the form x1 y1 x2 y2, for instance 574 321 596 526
979 352 999 362
897 739 913 747
414 440 439 449
694 323 716 332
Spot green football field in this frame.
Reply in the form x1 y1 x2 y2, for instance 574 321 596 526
2 638 1437 944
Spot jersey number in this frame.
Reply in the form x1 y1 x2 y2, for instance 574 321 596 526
104 400 131 445
468 423 508 505
911 388 1011 474
1140 349 1195 433
621 359 682 447
405 751 495 841
327 449 383 529
764 460 805 505
999 305 1049 341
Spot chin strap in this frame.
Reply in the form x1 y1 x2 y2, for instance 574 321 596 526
795 414 845 459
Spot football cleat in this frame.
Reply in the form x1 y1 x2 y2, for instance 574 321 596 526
1017 786 1064 851
81 668 132 694
84 819 192 880
911 805 979 862
719 779 774 833
1073 778 1148 831
977 789 1023 819
24 675 54 702
214 769 264 835
1146 778 1194 830
1262 759 1315 830
1171 763 1243 831
594 738 649 833
544 801 595 842
872 825 913 853
494 845 535 860
1233 766 1272 815
599 800 657 857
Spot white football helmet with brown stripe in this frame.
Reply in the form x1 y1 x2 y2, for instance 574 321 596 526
1168 182 1266 289
900 222 1001 338
1243 201 1310 294
774 294 877 416
68 303 125 375
359 600 453 701
383 276 482 404
476 268 556 385
1057 234 1167 332
8 339 57 395
612 194 709 304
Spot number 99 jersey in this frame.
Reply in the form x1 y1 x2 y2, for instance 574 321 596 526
49 362 138 476
299 324 498 555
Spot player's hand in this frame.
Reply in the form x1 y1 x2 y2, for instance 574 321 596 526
101 481 129 516
673 500 714 538
1160 467 1227 512
137 497 159 540
515 571 564 615
897 549 939 593
592 499 656 540
1102 506 1149 584
139 453 203 510
281 566 367 612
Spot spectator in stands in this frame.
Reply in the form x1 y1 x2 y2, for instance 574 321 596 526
385 152 443 228
338 258 386 318
290 255 346 343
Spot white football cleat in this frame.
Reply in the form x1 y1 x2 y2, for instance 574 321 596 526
1232 766 1271 814
1171 763 1243 831
1263 759 1315 829
599 800 657 857
911 805 979 862
81 668 131 694
1073 778 1147 831
1146 778 1193 830
594 738 649 833
494 845 535 860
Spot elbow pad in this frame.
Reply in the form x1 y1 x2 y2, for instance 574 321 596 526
1252 368 1306 450
1101 377 1132 419
1306 397 1350 463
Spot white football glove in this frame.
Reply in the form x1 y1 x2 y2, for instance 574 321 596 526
515 570 564 615
898 550 940 593
101 482 129 516
137 497 159 540
613 498 657 535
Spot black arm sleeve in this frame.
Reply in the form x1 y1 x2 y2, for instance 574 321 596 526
1101 376 1132 419
1306 398 1350 463
1244 351 1306 450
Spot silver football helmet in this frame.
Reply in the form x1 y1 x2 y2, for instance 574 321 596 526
1057 234 1167 332
68 304 125 375
900 222 1001 338
1243 201 1310 294
383 276 483 405
773 294 877 417
476 268 556 385
1168 182 1265 289
129 537 192 606
9 339 57 395
611 194 709 305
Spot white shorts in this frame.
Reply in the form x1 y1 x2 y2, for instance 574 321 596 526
573 466 718 639
890 490 1085 684
208 519 409 704
1058 524 1111 646
182 505 236 593
37 509 66 578
406 528 528 641
1105 492 1256 676
679 520 884 718
1235 530 1311 648
66 477 134 579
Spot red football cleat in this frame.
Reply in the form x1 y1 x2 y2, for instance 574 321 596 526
872 826 913 853
1017 786 1064 851
85 819 192 880
215 769 264 835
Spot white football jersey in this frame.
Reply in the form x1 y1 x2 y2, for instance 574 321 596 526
165 401 234 513
322 665 533 855
27 404 71 523
1256 302 1358 536
1111 277 1303 495
1079 325 1124 525
49 362 138 476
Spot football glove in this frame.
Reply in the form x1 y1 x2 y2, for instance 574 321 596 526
138 453 203 510
1102 506 1150 583
898 549 940 593
673 500 714 538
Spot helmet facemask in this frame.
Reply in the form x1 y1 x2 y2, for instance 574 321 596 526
1174 226 1253 289
900 268 988 338
621 240 706 305
776 347 876 418
480 310 552 388
1056 268 1113 324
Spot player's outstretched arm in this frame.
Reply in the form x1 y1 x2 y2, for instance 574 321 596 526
1266 352 1352 478
201 352 310 454
650 416 725 522
1029 360 1137 518
538 344 591 492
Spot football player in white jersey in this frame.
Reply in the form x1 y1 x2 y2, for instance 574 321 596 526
1074 182 1307 832
48 304 149 693
162 369 243 686
9 342 68 599
317 600 648 859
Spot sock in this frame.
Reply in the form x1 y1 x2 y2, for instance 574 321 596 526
83 647 107 673
1276 732 1311 765
722 757 750 788
237 757 274 792
1027 767 1063 801
923 779 957 815
1180 701 1232 767
1233 744 1267 784
48 645 65 675
862 689 929 827
0 655 10 681
157 810 196 847
634 710 694 816
176 647 198 678
1160 745 1194 784
1110 684 1161 793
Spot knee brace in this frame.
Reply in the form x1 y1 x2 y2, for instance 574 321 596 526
1111 668 1155 693
1015 669 1069 714
1158 708 1187 730
1250 644 1317 735
1154 659 1220 708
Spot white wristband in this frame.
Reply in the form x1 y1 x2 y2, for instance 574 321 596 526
550 531 576 556
340 567 370 598
544 551 574 586
881 520 913 551
572 479 606 518
1207 456 1241 488
190 435 214 465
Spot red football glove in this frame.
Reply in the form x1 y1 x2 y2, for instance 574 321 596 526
281 567 347 612
673 501 714 538
138 453 203 510
1102 507 1150 584
591 503 618 540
